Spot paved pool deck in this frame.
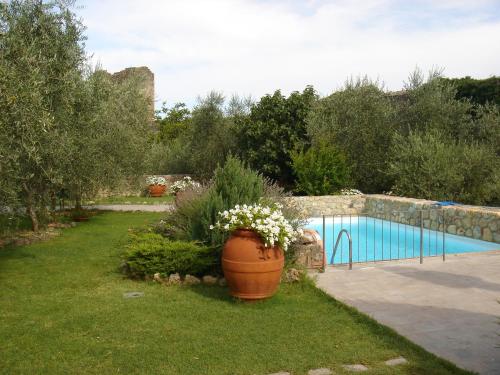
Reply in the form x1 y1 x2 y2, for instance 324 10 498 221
314 251 500 375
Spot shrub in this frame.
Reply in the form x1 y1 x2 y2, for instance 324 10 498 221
159 156 306 270
170 156 264 247
388 131 500 205
123 232 215 278
291 143 350 195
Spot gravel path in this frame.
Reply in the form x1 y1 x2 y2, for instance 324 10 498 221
85 204 174 212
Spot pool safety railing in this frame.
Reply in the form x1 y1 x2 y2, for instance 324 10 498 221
331 229 353 269
321 207 446 269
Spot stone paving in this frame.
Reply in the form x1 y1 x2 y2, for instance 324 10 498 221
85 204 174 212
314 251 500 375
267 357 407 374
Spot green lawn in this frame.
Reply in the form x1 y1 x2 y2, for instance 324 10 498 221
0 212 471 375
87 195 174 205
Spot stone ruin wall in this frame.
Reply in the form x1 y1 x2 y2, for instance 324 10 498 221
111 66 155 120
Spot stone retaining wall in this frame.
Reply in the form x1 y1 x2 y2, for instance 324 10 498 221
290 195 500 244
288 195 366 217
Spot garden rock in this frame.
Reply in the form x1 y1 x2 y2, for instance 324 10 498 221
168 273 181 285
385 357 407 366
202 275 217 285
123 291 144 299
283 268 303 283
308 368 333 375
183 274 201 285
218 277 227 287
342 364 368 372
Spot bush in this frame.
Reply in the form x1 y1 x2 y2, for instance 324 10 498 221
291 143 350 195
388 131 500 205
123 232 215 278
166 156 264 247
159 156 306 271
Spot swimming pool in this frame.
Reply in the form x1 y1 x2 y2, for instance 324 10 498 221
306 216 499 265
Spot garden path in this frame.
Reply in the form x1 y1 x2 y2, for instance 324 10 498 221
85 204 174 212
315 251 500 375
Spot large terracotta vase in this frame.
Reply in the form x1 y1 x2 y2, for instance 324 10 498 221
148 184 166 197
222 229 284 300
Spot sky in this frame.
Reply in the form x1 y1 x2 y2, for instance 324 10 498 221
76 0 500 109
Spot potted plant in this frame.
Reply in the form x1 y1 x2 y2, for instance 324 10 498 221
212 203 302 300
70 208 91 222
146 176 167 197
169 176 201 206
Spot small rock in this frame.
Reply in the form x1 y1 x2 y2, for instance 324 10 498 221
70 222 77 227
284 268 302 283
123 291 144 299
183 274 201 285
168 273 181 285
308 368 333 375
153 273 162 283
267 372 290 375
202 275 218 285
342 364 368 372
385 357 408 366
218 277 227 287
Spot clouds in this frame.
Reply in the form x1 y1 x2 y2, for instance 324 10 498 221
77 0 500 107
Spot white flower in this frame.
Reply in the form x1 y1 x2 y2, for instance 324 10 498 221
212 202 303 252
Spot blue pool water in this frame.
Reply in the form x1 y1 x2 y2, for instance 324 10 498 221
306 216 499 265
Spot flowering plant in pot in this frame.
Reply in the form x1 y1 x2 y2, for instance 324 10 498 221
169 176 201 195
212 203 302 300
170 176 202 206
146 176 167 197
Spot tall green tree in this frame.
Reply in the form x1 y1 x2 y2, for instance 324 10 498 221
237 86 317 188
307 78 395 193
0 0 86 230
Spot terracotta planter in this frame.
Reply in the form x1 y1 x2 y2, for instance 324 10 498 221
222 229 284 300
72 216 89 222
148 184 166 197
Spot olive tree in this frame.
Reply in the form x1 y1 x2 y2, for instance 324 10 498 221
307 78 396 193
0 0 86 230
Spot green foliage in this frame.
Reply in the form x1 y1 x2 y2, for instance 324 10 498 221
237 86 317 188
156 102 191 143
124 232 215 278
157 93 239 178
168 156 264 247
0 1 153 230
291 143 350 195
307 78 395 193
440 76 500 106
388 131 500 205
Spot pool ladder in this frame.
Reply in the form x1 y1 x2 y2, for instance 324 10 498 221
331 229 353 270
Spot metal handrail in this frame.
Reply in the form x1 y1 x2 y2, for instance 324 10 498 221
331 229 353 270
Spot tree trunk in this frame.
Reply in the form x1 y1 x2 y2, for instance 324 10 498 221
75 195 82 210
23 184 39 232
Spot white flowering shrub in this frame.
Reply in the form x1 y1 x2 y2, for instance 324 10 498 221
340 188 363 196
169 176 201 194
211 203 303 251
146 176 167 186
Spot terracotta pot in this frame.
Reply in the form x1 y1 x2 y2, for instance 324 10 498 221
222 229 284 300
72 216 89 222
148 184 166 197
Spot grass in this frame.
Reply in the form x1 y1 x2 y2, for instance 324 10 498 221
0 212 472 375
87 195 174 205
